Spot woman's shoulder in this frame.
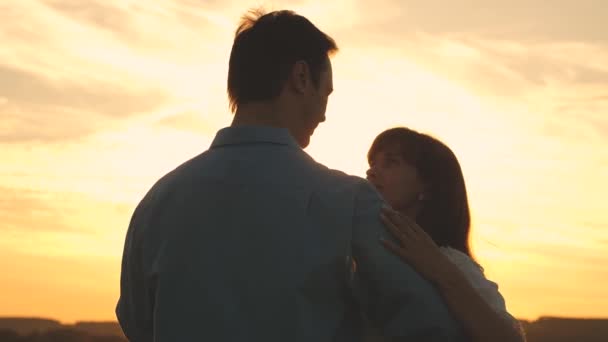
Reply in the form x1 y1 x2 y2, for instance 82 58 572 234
439 247 508 313
440 247 524 336
439 247 484 275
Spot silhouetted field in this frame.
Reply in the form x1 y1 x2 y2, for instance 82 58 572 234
520 317 608 342
0 318 126 342
1 316 607 341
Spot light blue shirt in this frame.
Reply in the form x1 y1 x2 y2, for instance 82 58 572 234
116 125 463 341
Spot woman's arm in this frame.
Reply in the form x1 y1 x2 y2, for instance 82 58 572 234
432 263 525 342
380 207 525 342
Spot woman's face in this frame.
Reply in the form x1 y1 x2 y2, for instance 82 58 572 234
366 146 425 216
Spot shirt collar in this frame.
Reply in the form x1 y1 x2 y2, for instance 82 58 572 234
210 125 301 149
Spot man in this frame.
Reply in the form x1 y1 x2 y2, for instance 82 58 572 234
117 9 464 341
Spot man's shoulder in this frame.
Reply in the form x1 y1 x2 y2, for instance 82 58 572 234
306 159 369 190
140 148 374 205
302 162 385 215
137 151 209 206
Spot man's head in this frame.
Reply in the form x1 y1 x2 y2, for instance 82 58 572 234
228 10 337 147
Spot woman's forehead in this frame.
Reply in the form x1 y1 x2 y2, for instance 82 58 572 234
375 143 407 157
371 142 420 167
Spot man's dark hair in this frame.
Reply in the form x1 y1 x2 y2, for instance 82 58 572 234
227 9 338 112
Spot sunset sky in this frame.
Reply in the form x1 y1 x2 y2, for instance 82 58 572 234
1 0 607 323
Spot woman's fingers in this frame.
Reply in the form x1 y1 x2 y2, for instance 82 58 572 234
381 207 419 240
407 219 426 239
381 238 408 261
380 211 414 244
405 220 437 246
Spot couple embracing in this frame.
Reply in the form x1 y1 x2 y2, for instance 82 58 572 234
117 9 525 342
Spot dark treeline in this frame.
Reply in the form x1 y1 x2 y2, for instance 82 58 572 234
2 317 608 342
0 328 127 342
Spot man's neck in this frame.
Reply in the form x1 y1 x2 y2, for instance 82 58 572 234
231 101 305 147
231 102 287 128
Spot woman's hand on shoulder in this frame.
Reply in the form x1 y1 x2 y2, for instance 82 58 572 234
379 206 458 284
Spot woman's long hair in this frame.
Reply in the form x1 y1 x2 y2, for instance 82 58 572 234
368 127 473 257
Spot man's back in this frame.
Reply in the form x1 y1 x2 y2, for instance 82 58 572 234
117 126 464 341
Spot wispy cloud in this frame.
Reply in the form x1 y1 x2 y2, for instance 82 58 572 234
346 0 608 44
0 64 168 143
0 187 77 233
0 0 236 143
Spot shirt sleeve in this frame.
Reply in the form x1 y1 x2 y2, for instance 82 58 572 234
349 180 465 341
116 196 156 342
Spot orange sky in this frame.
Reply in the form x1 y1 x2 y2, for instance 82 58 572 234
1 0 608 323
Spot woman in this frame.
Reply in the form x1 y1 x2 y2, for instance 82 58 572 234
365 127 525 342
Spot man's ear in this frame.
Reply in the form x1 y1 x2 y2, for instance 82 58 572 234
289 60 310 93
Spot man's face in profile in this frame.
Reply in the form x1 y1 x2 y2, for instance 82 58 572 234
300 58 333 148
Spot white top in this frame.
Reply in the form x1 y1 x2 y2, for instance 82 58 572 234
440 246 525 338
364 247 524 342
439 247 508 314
